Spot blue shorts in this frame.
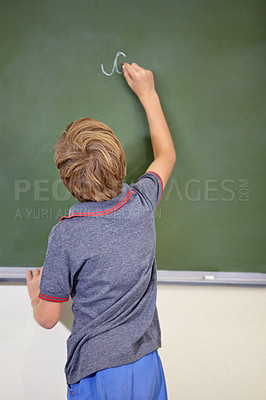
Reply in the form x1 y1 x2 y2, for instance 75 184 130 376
67 350 168 400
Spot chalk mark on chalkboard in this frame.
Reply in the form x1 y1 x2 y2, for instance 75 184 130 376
101 51 127 76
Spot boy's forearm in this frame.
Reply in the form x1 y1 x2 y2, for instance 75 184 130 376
31 297 42 325
30 296 62 329
32 297 50 329
122 62 175 162
140 92 176 161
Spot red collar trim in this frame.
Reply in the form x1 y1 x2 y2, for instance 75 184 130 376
59 188 133 222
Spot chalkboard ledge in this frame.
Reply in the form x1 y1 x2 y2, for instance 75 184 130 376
157 270 266 286
0 267 265 286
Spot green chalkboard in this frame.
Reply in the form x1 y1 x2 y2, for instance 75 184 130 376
1 0 265 273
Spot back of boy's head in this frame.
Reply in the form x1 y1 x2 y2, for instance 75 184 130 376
54 118 126 202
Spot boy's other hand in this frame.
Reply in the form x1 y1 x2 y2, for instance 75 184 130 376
26 266 43 305
123 63 156 103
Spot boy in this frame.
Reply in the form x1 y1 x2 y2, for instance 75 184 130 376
26 62 176 399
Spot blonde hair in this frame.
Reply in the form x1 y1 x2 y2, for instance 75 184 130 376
54 118 126 202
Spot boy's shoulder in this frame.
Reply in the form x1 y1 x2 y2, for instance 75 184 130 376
129 171 163 211
48 217 73 241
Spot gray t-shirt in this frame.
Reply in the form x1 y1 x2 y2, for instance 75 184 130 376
39 171 163 385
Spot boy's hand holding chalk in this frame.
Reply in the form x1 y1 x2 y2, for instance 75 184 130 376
123 62 156 104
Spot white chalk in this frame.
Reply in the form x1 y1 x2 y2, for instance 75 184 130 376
101 51 127 76
204 275 215 280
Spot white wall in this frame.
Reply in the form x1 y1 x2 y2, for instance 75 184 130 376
0 283 266 400
157 284 266 400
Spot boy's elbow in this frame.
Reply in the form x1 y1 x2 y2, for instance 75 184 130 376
44 322 58 330
167 151 176 170
168 151 176 178
34 311 59 329
34 298 62 329
38 318 58 330
171 149 176 164
161 149 176 165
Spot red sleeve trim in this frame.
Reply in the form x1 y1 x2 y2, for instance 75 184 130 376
38 293 69 303
145 170 163 206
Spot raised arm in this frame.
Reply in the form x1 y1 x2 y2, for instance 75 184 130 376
123 62 176 190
